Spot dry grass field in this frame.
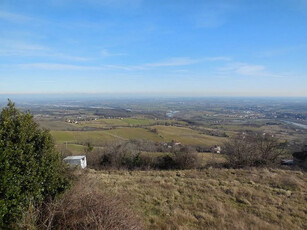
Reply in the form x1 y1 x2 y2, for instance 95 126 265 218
84 168 307 230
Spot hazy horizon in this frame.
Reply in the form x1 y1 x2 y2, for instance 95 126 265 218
1 93 307 104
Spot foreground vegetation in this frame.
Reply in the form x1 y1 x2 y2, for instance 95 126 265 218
84 168 306 229
22 167 306 230
0 101 70 228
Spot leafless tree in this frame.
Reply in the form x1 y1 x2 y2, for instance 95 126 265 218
223 132 286 168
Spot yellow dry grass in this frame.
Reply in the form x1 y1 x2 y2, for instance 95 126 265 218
84 168 307 230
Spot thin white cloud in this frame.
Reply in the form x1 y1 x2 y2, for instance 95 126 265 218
52 53 91 61
0 10 32 23
0 40 90 61
203 56 231 61
0 42 47 56
144 57 199 67
4 56 230 72
17 63 105 71
102 64 138 71
218 62 287 78
102 56 229 70
101 49 127 57
143 56 230 68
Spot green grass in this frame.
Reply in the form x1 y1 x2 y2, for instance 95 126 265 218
65 144 85 153
51 130 76 143
154 125 227 146
51 127 163 146
55 143 103 155
104 127 163 142
37 120 80 131
51 130 118 146
55 143 85 155
122 118 156 126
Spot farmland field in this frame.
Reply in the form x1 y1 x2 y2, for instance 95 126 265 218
55 143 102 155
74 118 186 129
37 120 80 131
50 125 226 152
104 127 163 142
51 130 118 146
153 125 227 146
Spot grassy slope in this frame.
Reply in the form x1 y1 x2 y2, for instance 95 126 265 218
51 130 117 145
77 119 127 128
105 127 163 142
154 125 227 146
62 144 85 154
51 127 162 146
55 143 102 155
37 120 79 130
86 168 307 230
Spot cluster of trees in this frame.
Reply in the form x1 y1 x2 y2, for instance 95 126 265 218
85 132 288 170
223 133 287 168
0 101 70 228
86 141 202 170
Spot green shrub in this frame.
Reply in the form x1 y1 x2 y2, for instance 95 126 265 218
0 100 70 228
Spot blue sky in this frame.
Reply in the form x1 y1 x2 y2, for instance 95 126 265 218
0 0 306 96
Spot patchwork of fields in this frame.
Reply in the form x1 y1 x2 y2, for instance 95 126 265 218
39 118 186 130
50 125 225 150
40 116 303 156
40 117 225 155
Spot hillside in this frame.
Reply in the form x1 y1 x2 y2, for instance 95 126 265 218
84 168 307 230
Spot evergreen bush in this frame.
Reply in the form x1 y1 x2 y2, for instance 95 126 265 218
0 100 70 228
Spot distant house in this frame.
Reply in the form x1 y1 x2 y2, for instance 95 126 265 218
211 145 221 154
63 156 87 169
292 151 307 169
174 141 182 146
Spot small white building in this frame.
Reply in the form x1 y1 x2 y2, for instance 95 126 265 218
211 145 221 154
63 155 87 169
